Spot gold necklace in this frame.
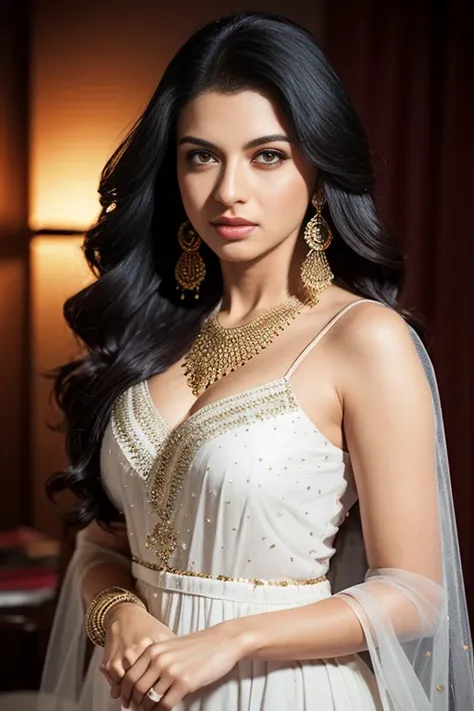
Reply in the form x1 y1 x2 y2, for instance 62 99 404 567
182 294 307 396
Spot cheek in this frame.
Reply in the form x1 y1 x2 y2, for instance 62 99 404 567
177 170 211 217
263 172 312 225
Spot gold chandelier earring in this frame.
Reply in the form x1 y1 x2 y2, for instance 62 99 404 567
300 185 334 306
174 221 206 301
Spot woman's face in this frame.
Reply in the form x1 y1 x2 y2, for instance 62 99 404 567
176 89 317 262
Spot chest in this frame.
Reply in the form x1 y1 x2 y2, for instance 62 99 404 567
108 378 351 509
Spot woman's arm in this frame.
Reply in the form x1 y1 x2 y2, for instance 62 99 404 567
78 516 176 701
224 304 443 661
79 520 135 607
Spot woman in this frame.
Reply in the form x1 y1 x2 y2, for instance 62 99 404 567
39 11 473 711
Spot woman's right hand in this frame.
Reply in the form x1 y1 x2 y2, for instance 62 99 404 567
100 601 176 704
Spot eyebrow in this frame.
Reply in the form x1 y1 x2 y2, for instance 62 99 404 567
178 134 291 151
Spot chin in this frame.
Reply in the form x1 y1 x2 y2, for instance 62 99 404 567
211 241 263 263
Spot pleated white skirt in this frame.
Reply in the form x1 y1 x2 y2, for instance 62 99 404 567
106 563 383 711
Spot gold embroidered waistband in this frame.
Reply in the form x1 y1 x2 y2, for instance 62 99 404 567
132 556 328 587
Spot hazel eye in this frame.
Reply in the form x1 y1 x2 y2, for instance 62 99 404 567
253 149 287 166
188 150 216 165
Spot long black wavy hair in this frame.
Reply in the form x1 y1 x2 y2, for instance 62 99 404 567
47 11 410 529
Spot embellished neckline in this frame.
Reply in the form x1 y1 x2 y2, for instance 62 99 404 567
141 375 291 437
140 376 348 455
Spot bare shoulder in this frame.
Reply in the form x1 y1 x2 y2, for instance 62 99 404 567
333 300 416 363
330 300 429 404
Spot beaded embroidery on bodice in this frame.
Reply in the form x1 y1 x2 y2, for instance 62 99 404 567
102 300 379 581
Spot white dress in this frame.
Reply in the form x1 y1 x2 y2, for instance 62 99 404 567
98 299 383 710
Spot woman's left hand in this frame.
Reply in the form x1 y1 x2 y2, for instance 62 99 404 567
119 621 248 710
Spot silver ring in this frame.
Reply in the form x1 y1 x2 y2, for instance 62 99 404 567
147 687 163 703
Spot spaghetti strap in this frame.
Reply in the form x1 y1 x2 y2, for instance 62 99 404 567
284 298 384 379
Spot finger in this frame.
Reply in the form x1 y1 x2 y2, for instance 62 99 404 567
156 680 190 710
141 686 164 711
121 653 155 708
130 665 163 708
100 669 117 688
100 660 125 687
136 673 173 711
110 684 120 699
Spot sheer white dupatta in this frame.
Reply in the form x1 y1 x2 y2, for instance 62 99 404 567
36 534 129 710
330 324 474 710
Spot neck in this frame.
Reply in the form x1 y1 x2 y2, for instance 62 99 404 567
218 234 308 324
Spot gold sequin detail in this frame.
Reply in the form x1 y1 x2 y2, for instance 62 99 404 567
111 382 169 480
144 378 299 565
132 556 327 587
436 685 444 692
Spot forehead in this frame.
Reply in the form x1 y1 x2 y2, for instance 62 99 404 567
176 90 289 144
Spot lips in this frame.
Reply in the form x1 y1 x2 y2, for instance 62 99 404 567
211 216 257 240
212 217 256 227
212 222 257 240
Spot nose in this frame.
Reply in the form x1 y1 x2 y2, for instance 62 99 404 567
213 159 248 206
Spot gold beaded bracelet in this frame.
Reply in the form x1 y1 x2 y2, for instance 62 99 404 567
85 586 147 647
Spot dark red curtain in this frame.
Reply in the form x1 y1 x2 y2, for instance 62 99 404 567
323 0 473 616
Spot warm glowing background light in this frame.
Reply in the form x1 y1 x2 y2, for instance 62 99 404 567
30 236 95 533
28 7 166 232
28 88 140 231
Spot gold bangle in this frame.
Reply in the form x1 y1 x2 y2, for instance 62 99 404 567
85 586 147 647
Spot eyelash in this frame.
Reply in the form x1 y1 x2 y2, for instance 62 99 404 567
186 149 288 168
